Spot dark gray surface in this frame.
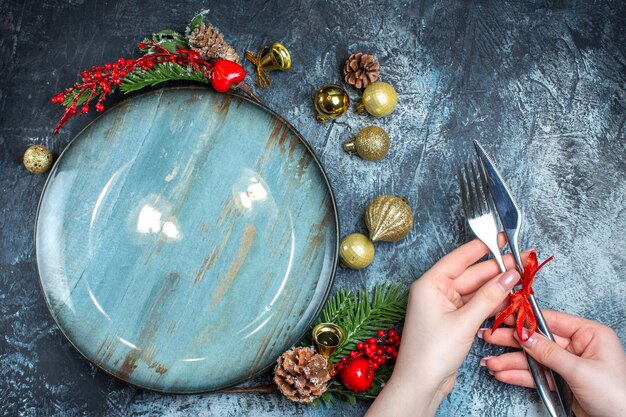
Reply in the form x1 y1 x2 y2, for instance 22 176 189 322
1 1 624 416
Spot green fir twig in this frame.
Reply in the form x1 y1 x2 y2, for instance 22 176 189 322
119 62 210 93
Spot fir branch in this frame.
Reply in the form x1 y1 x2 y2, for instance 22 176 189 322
119 62 210 93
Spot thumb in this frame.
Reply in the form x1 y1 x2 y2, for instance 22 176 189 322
515 329 580 380
460 269 520 325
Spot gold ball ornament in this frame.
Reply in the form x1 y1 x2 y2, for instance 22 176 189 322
343 126 391 161
339 233 375 269
23 145 53 174
356 81 398 117
314 84 350 123
364 195 413 242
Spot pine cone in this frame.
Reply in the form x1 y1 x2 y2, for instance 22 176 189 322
188 23 240 63
343 53 380 89
274 347 331 403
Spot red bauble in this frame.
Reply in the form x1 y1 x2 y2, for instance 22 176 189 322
211 59 246 92
340 357 375 392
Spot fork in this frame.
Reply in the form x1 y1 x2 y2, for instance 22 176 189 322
459 160 560 417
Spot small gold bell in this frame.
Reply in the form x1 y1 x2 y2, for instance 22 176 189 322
339 233 375 269
364 195 413 242
343 126 391 161
314 84 350 123
244 42 292 89
23 145 53 174
312 323 346 360
356 81 398 117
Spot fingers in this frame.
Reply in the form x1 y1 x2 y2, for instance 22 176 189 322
454 250 531 295
479 327 571 349
490 369 556 391
480 352 527 371
533 309 591 339
457 269 520 325
430 235 506 279
515 329 580 381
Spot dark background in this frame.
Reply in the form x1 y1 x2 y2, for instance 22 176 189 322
1 0 624 416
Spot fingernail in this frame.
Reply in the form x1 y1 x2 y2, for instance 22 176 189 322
498 269 519 290
488 369 494 376
479 357 492 367
515 328 536 347
476 328 489 339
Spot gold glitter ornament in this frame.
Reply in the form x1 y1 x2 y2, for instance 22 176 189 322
314 84 350 122
23 145 53 174
339 233 375 269
364 195 413 242
343 126 390 161
356 81 398 117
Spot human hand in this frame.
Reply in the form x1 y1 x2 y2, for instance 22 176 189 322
366 238 522 417
479 310 626 417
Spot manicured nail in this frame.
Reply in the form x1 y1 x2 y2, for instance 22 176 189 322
498 269 520 289
488 369 494 376
477 328 489 339
479 357 492 367
515 328 536 347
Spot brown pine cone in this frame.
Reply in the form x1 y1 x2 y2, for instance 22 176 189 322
343 53 380 89
188 23 240 63
274 347 331 403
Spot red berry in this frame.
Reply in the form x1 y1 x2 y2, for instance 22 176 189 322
147 61 154 68
388 329 398 338
113 79 121 85
340 357 375 392
118 58 125 65
367 338 376 345
376 348 383 355
377 330 385 338
385 346 395 354
356 342 364 350
95 103 105 112
372 363 379 370
341 357 348 362
350 351 358 358
81 105 89 114
392 350 398 358
105 63 112 70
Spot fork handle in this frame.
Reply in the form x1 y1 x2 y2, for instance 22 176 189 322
530 294 575 417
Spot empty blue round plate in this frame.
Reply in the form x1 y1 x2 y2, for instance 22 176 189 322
35 88 338 393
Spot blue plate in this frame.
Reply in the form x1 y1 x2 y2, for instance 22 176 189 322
35 88 338 393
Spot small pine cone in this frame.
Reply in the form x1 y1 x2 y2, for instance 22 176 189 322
274 347 331 403
343 53 380 89
188 23 240 63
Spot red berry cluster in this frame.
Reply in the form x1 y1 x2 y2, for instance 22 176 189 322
51 43 214 134
334 328 401 377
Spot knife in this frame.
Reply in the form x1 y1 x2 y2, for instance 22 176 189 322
474 140 574 417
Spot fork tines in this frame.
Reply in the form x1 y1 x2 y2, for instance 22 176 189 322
458 160 492 219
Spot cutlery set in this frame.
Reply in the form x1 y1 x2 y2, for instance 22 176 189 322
459 141 574 417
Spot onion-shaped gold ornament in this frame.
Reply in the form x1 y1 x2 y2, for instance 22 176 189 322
343 126 390 161
23 145 53 174
364 195 413 242
339 233 375 269
356 81 397 117
314 84 350 123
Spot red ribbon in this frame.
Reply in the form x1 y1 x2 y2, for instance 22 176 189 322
491 252 553 342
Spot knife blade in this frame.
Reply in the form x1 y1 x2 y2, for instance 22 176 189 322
474 140 574 417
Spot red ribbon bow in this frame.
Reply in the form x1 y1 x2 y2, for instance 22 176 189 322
491 251 553 341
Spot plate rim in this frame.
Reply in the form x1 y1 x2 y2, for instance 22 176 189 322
34 86 340 394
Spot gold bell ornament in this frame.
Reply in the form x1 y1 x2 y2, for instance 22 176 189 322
244 42 292 89
23 145 53 174
364 195 413 242
356 81 398 117
312 322 346 371
343 126 391 161
339 233 375 269
314 84 350 123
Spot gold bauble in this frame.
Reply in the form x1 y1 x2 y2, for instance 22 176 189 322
364 195 413 242
23 145 53 174
339 233 375 269
356 81 398 117
314 84 350 123
343 126 390 161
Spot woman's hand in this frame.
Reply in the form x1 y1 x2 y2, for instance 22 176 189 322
480 310 626 417
366 238 521 417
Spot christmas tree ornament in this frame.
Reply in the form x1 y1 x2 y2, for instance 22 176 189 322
312 323 346 359
364 195 413 242
23 145 53 174
343 53 380 89
274 347 331 403
244 42 292 89
343 126 390 161
313 84 350 123
339 233 375 269
356 81 397 117
340 356 375 392
188 22 241 63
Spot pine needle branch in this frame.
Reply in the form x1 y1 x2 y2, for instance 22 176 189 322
119 62 210 94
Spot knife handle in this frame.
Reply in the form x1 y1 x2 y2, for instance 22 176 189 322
525 350 560 417
530 294 576 417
